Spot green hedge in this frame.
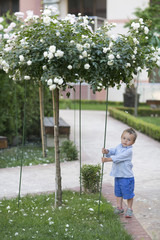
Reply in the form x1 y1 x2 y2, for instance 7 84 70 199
109 107 160 141
115 107 160 116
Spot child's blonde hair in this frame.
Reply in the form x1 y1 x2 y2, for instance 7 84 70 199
122 128 137 142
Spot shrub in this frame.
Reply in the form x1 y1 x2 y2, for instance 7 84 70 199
116 106 160 116
81 164 101 193
109 107 160 141
60 140 78 161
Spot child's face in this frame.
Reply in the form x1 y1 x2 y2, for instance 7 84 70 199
121 132 135 147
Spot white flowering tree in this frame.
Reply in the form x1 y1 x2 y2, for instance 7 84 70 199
0 9 160 206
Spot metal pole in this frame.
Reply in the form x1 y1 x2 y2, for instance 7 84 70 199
79 82 82 194
98 87 109 217
134 72 140 117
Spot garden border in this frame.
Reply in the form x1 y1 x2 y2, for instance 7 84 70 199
109 107 160 141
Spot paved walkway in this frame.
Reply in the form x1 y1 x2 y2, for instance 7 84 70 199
0 110 160 240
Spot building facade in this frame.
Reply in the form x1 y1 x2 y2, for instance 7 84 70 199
1 0 160 102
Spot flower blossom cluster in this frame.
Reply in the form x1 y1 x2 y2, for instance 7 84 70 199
44 46 64 60
47 77 64 90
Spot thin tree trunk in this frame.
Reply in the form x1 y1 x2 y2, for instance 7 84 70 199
39 82 47 157
52 88 62 207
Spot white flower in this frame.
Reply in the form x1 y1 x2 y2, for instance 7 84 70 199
131 22 140 30
76 44 83 52
49 45 56 53
137 67 142 72
55 50 64 58
47 79 53 85
156 60 160 67
14 12 24 20
52 19 58 24
84 63 90 69
0 24 3 30
125 63 131 68
107 60 114 66
6 206 10 210
82 50 88 57
144 26 149 34
19 55 24 62
54 77 63 85
4 34 9 39
4 47 12 52
70 40 74 45
108 54 114 60
133 38 139 45
103 47 109 53
67 65 72 70
49 84 56 91
43 9 52 16
139 18 144 24
43 16 51 25
84 43 90 48
15 232 18 236
10 22 16 29
48 52 54 59
24 76 31 80
58 78 63 85
20 38 28 46
116 54 120 59
27 60 32 66
54 77 59 83
134 48 137 54
56 32 60 36
43 51 48 58
0 17 4 23
43 65 47 70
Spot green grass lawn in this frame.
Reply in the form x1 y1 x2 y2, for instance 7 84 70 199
138 116 160 127
0 143 55 168
59 99 124 111
0 191 132 240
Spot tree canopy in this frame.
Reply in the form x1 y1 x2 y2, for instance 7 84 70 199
0 8 160 92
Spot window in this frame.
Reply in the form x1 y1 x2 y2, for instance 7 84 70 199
68 0 106 18
0 0 19 16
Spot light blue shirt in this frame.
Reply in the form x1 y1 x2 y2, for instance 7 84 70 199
105 144 134 178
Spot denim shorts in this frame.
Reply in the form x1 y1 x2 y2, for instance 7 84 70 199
114 177 135 199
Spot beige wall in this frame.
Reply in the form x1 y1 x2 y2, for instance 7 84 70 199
19 0 42 16
107 0 149 21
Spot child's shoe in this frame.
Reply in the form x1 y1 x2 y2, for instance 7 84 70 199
125 208 133 218
114 207 124 215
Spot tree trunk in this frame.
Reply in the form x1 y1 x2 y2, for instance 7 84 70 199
39 82 47 157
52 88 62 207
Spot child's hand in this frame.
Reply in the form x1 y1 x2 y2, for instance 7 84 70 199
102 157 112 163
102 148 108 154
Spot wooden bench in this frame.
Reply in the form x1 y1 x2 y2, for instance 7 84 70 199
44 117 70 147
146 100 160 108
0 136 8 149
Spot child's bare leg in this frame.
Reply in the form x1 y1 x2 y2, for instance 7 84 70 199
127 198 133 209
117 197 123 209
